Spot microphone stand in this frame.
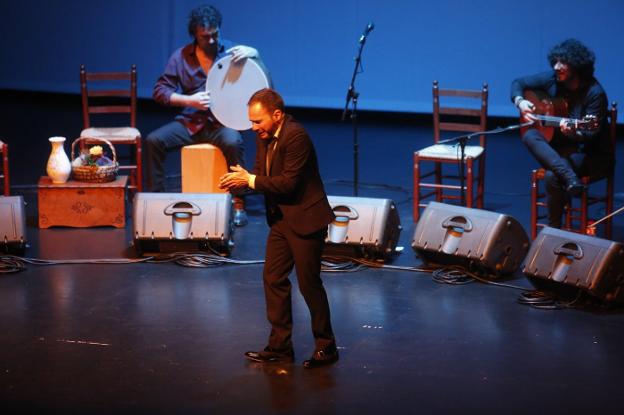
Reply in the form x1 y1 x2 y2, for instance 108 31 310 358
342 32 370 196
437 121 533 205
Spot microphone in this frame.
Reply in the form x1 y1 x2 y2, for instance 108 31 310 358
359 22 375 43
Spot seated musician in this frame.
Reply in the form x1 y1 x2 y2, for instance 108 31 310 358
146 4 262 226
511 38 614 229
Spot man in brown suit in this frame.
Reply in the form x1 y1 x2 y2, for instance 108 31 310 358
219 88 338 368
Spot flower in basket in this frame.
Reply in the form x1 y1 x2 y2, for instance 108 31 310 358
72 145 114 167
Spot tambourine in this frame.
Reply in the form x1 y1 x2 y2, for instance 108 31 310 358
206 54 271 131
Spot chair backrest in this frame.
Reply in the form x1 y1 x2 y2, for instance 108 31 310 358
433 80 488 147
80 64 137 129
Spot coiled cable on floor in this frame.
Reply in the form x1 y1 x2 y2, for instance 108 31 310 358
149 252 264 268
517 290 585 310
0 252 264 272
431 265 530 291
432 267 475 285
321 255 434 273
0 255 27 273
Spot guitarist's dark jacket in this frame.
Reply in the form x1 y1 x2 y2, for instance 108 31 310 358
511 70 612 160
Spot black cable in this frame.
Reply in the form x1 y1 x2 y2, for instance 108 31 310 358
432 267 475 285
429 265 529 291
1 252 583 312
517 289 586 310
0 252 265 272
0 256 27 274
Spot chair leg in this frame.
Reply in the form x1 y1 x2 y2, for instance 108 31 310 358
477 155 485 209
413 153 421 222
135 137 143 193
580 186 588 234
434 161 442 202
530 170 538 240
466 159 474 208
606 176 614 240
564 203 572 231
2 143 9 196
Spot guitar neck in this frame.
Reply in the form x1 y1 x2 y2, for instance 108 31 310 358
534 114 566 126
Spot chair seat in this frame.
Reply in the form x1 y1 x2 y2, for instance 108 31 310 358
81 127 141 142
416 144 484 160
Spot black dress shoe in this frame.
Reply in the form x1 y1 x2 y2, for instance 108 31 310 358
303 346 339 369
566 180 585 197
244 347 294 363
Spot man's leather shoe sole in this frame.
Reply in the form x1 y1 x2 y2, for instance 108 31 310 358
303 349 339 369
244 350 294 364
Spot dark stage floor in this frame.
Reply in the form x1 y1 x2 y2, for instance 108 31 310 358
1 91 624 414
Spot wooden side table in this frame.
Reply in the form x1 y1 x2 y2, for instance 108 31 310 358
38 176 128 228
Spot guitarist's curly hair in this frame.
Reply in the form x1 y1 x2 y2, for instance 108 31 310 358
547 39 595 81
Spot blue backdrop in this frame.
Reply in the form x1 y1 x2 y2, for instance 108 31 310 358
2 0 623 121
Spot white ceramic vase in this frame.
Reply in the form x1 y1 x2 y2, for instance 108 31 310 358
46 136 71 184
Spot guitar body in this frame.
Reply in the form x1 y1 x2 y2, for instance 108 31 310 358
520 89 568 141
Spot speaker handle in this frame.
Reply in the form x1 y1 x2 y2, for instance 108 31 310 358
332 205 359 220
441 216 473 233
553 242 583 260
164 201 202 216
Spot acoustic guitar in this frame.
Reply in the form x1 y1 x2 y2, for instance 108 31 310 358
519 89 598 141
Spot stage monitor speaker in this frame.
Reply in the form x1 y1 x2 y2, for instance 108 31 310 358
523 227 624 303
132 193 232 256
324 195 402 261
411 202 529 276
0 196 27 255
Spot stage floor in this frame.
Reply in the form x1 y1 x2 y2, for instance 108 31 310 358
2 93 624 414
2 192 624 414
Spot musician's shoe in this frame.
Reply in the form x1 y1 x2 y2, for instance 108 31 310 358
557 167 585 198
233 209 248 226
244 347 294 363
303 345 339 369
566 179 585 197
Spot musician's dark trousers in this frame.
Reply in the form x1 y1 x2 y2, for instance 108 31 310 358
522 129 611 228
263 220 335 353
145 120 244 192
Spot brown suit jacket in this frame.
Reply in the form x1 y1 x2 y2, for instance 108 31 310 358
252 115 334 236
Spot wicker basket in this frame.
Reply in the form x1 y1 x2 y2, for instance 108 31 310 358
71 137 119 183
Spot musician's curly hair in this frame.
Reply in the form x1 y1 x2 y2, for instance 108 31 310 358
548 38 595 80
188 4 222 37
249 89 285 113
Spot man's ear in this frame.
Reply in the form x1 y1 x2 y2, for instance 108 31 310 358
272 109 284 121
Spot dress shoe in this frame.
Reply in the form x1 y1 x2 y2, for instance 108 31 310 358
566 179 585 197
302 346 339 369
233 208 248 226
244 347 294 363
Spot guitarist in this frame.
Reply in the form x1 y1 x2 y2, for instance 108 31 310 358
510 38 613 229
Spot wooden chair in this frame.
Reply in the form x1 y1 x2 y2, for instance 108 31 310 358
530 101 617 239
413 81 488 221
80 64 142 193
0 140 8 196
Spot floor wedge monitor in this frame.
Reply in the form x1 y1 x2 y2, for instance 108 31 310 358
325 196 402 261
523 227 624 304
133 193 232 256
0 196 26 255
412 202 529 276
